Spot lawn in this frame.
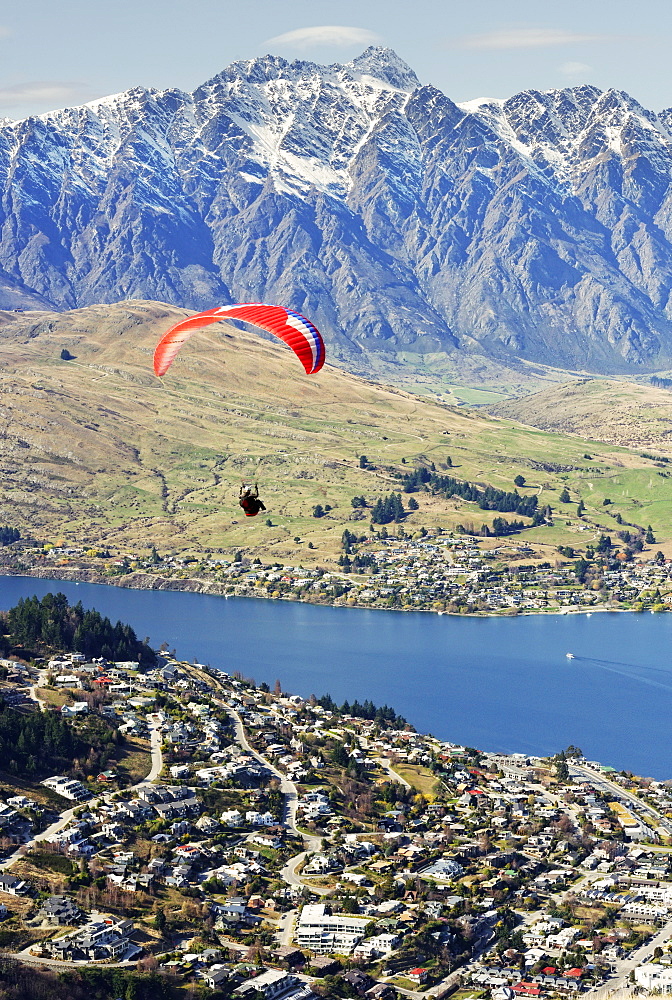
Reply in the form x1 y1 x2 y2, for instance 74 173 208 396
37 687 76 708
111 736 152 786
390 764 441 800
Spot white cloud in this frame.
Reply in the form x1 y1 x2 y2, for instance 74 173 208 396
457 28 611 50
0 81 93 110
0 26 11 40
263 25 381 50
561 61 593 78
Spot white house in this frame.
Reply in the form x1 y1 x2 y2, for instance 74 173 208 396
221 809 244 827
61 702 89 717
635 965 672 994
246 810 275 826
295 903 370 954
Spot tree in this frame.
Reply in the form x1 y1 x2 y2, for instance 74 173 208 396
359 454 369 469
574 557 590 584
596 534 612 554
646 525 656 544
554 753 570 782
312 505 325 518
408 496 419 510
446 456 452 467
560 488 571 503
577 500 585 516
60 348 74 360
514 475 525 487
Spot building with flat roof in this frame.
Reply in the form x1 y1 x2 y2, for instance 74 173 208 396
295 904 370 954
634 965 672 994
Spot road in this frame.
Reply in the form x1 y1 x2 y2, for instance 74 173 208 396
584 917 672 998
569 763 672 836
0 714 163 872
228 709 321 850
276 908 297 947
379 758 412 789
27 668 48 712
145 714 164 783
10 943 141 968
179 663 327 901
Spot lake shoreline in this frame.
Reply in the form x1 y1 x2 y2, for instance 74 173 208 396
0 573 670 777
0 564 640 619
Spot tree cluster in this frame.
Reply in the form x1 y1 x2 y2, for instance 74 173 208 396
317 693 408 729
6 593 156 665
401 467 539 517
0 697 79 777
457 518 527 538
0 527 20 546
370 493 405 525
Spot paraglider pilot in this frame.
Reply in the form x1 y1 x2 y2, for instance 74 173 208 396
239 483 266 517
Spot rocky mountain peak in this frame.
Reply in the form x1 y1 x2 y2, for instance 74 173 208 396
1 51 672 373
346 46 420 91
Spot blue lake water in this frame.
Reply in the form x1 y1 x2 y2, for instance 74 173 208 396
1 576 670 778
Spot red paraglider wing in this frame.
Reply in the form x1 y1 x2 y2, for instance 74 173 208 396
153 303 325 376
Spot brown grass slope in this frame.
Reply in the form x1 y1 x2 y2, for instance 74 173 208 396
0 302 670 565
0 300 483 561
489 379 672 452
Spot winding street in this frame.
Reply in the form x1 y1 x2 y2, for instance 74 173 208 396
0 714 163 873
228 708 322 853
177 661 333 917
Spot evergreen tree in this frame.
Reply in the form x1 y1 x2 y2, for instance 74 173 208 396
596 535 612 554
6 593 155 665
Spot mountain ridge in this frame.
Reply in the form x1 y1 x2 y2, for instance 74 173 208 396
3 48 672 374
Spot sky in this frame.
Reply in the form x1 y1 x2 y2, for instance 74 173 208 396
1 0 670 121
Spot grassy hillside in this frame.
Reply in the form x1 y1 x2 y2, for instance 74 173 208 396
0 302 670 567
489 378 672 451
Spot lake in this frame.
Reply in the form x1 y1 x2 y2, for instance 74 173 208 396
1 576 670 778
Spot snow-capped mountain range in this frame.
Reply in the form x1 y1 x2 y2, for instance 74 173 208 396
3 46 672 372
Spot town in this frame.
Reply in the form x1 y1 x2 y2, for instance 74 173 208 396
0 524 671 616
1 612 672 999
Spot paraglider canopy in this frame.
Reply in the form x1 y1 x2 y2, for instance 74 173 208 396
153 303 325 377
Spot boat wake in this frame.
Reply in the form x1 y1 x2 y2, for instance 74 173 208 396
568 655 672 693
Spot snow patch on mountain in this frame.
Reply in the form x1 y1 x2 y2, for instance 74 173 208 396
2 48 672 369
